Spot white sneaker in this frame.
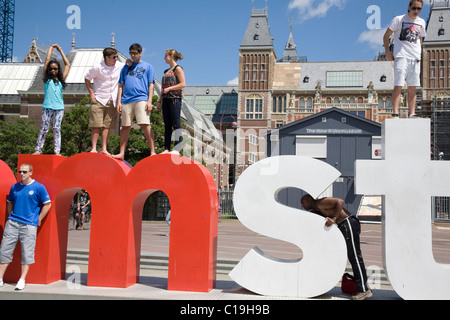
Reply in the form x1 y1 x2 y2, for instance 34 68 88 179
15 279 25 290
0 279 3 287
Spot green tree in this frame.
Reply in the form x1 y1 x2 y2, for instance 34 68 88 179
0 117 39 173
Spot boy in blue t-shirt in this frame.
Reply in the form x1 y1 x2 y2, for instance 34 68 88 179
0 164 51 290
113 43 157 160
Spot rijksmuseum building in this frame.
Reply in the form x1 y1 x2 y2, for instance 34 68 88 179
0 2 449 187
235 1 450 178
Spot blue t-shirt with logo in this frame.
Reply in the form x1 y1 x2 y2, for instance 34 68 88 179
7 180 51 226
119 61 155 104
42 80 64 110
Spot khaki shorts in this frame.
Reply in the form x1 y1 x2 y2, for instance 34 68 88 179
121 101 151 126
89 100 118 129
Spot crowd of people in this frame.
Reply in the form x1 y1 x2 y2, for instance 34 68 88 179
34 42 186 159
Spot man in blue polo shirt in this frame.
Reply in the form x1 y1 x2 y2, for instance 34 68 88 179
0 163 51 290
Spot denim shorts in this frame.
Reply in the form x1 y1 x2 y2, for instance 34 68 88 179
394 57 421 87
0 220 37 265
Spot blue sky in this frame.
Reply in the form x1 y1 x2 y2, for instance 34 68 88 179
13 0 432 85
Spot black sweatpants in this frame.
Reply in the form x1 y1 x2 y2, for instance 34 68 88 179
162 97 182 151
338 215 369 293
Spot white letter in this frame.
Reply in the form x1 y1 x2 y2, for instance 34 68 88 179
355 119 450 300
366 5 381 30
229 156 347 298
66 5 81 30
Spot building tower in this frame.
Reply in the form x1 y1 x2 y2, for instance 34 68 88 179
0 0 15 62
422 0 450 104
422 0 450 159
236 4 276 178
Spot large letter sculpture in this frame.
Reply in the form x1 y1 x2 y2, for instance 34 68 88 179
127 155 218 292
52 153 134 288
0 154 218 292
230 156 347 298
0 160 15 223
355 119 450 300
0 161 16 271
1 156 67 284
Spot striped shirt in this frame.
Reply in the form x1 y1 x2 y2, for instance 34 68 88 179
161 65 183 99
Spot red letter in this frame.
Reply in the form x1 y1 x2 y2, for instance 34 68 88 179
127 154 218 292
0 161 16 281
53 153 133 287
0 159 16 227
2 155 66 284
2 153 218 292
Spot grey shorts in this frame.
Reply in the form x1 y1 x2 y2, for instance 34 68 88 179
0 220 37 265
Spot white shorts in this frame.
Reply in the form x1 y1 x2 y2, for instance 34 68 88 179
394 57 421 87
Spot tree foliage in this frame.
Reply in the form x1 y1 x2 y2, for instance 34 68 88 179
0 117 39 173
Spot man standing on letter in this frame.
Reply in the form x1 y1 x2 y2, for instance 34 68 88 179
85 47 125 155
114 43 156 160
383 0 426 118
0 164 51 290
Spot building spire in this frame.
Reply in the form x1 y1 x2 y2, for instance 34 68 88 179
111 32 116 48
72 32 76 49
279 17 301 62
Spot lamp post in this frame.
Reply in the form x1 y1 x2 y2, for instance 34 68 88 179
218 107 238 221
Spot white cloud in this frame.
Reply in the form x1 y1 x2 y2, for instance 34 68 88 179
227 76 239 86
288 0 347 20
357 27 387 50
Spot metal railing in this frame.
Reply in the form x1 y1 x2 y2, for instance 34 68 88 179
433 197 450 223
143 190 450 223
219 190 237 219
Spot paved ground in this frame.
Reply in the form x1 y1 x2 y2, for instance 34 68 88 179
0 219 449 302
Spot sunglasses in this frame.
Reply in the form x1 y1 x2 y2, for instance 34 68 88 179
49 68 59 71
411 6 422 11
108 55 118 59
19 171 29 174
